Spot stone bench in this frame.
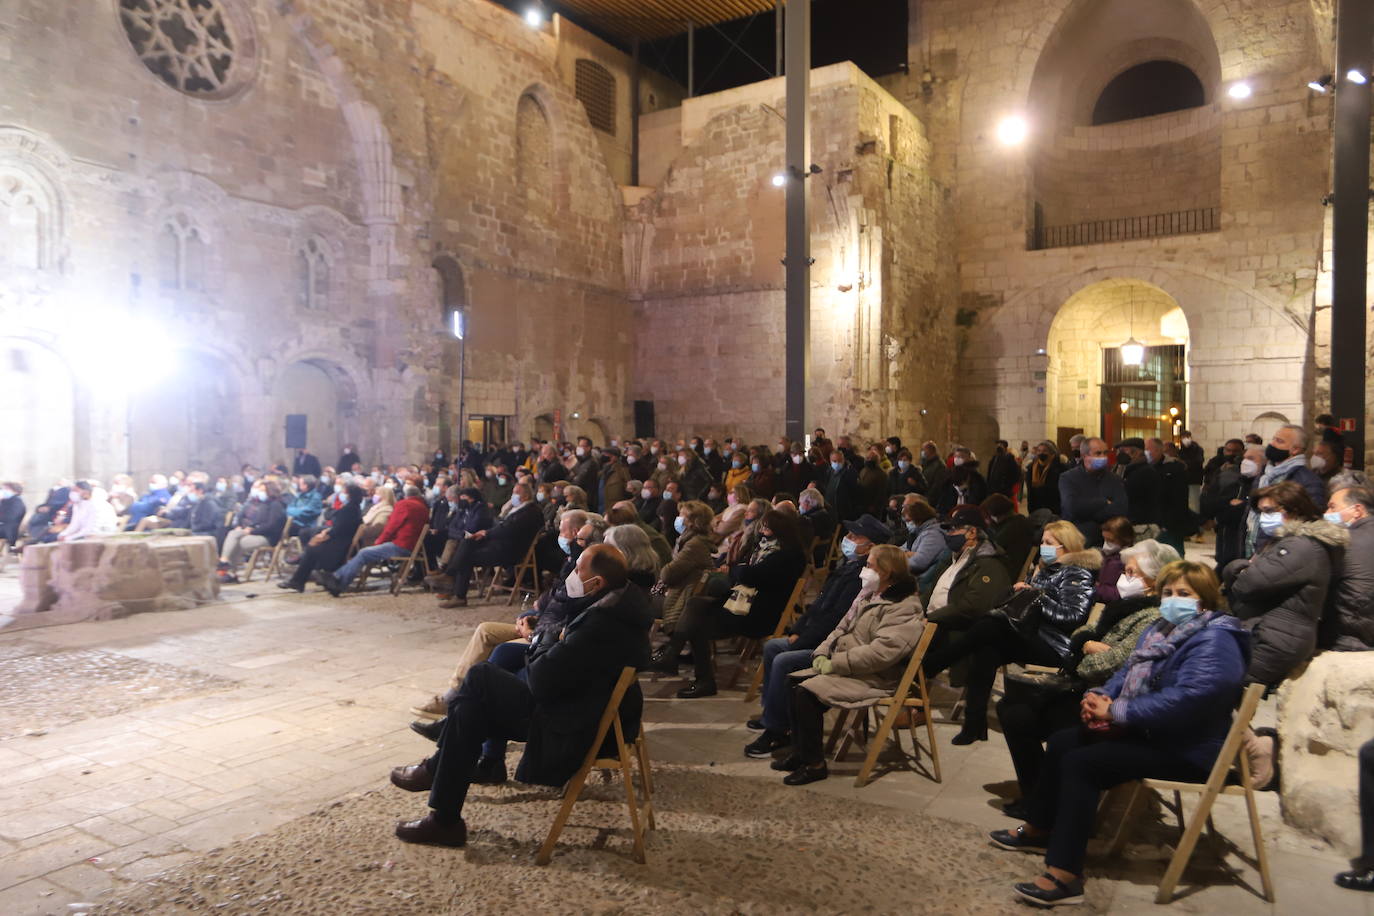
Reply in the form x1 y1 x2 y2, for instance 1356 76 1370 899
2 533 220 631
1277 650 1374 857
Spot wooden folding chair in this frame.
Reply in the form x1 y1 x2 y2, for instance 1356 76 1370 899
813 528 842 586
824 622 941 787
0 538 9 574
536 666 654 866
1106 682 1273 904
344 523 365 561
387 536 427 596
742 572 812 701
244 517 293 582
725 571 810 691
486 533 543 605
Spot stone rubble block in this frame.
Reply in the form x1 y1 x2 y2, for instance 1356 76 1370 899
1277 651 1374 856
3 534 220 631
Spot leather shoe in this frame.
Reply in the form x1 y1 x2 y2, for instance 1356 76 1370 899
395 812 467 847
389 761 434 792
676 680 717 699
649 647 679 674
313 570 342 597
951 724 988 745
782 763 828 786
410 718 445 743
1012 873 1083 906
1336 868 1374 892
771 753 804 772
439 596 467 609
276 581 304 592
472 755 507 785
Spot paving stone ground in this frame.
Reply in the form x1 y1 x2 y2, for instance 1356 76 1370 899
0 568 1366 915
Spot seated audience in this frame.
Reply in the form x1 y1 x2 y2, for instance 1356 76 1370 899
1335 738 1374 892
923 520 1100 744
921 507 1010 641
26 480 71 542
900 498 945 579
634 477 662 529
358 483 395 546
983 493 1036 582
1091 516 1136 603
744 515 881 758
1224 479 1348 687
712 484 751 537
425 482 543 608
278 483 364 593
1322 486 1374 651
989 561 1247 908
771 544 924 785
607 502 671 565
219 480 287 578
166 480 222 536
387 545 651 848
653 508 807 698
656 500 719 633
315 484 429 596
996 539 1177 810
58 481 119 541
0 482 25 545
799 488 836 564
125 474 172 527
932 448 988 516
285 475 323 536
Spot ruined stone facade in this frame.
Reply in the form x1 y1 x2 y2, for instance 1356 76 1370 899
1 0 1367 491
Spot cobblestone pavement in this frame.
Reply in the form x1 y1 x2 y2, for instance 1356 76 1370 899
0 572 1365 915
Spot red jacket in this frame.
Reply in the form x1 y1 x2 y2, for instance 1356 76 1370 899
377 497 428 551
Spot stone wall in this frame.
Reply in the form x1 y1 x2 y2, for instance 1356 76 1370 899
0 0 639 496
628 63 959 445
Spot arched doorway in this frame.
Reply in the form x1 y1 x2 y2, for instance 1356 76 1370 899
1046 279 1189 449
0 337 74 495
272 360 347 469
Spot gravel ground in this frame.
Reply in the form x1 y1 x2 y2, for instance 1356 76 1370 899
88 760 1038 915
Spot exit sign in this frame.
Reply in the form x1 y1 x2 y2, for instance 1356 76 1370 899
1341 418 1357 432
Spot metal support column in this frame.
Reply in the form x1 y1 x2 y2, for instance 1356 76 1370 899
631 37 641 186
775 0 783 76
783 0 811 443
686 21 695 97
1332 0 1372 467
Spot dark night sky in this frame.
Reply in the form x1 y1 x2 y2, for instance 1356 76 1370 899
490 0 909 94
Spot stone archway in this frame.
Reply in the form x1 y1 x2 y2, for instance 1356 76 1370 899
1045 279 1189 444
128 347 243 481
0 336 75 496
271 359 358 470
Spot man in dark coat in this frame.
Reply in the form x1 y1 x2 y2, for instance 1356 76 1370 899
0 482 27 544
166 481 223 536
389 545 652 848
823 450 861 521
338 445 362 474
280 484 364 592
986 440 1022 499
428 483 543 607
292 449 323 479
1058 437 1128 546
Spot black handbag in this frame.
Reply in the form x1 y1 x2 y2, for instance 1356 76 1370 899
996 587 1045 634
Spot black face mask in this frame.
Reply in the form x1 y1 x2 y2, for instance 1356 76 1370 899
1117 450 1131 465
943 532 967 553
1264 444 1289 465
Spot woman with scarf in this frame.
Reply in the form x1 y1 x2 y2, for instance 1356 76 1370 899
989 561 1249 907
1025 441 1064 515
653 508 807 699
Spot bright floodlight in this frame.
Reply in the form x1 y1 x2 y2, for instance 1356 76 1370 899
1308 75 1333 93
1120 337 1146 367
523 7 543 27
1228 82 1252 99
1347 69 1368 85
451 310 465 340
66 314 176 394
995 115 1029 146
771 172 787 187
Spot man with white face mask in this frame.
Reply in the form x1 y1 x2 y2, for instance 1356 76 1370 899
389 545 652 848
1321 487 1374 651
1205 445 1264 570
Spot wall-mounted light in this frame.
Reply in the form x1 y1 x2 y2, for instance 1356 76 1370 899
995 115 1029 146
1347 69 1368 85
523 7 544 28
451 310 465 340
1308 74 1334 93
1119 400 1130 415
771 173 787 188
1227 81 1252 100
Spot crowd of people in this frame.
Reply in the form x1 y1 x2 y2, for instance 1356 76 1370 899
3 419 1371 901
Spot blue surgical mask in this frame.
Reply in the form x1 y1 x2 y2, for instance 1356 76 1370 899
187 493 201 503
215 481 227 493
674 516 686 534
831 461 844 473
536 491 547 502
1159 596 1200 626
498 476 509 486
840 536 858 558
448 500 459 511
897 460 909 471
1087 456 1109 471
905 520 917 532
1323 510 1347 527
662 491 674 502
254 491 268 502
558 535 573 555
1039 544 1059 564
731 459 742 469
1258 511 1283 534
751 462 761 473
510 494 522 508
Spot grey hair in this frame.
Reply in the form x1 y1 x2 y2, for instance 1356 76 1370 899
403 484 422 499
580 515 609 543
605 524 663 576
1334 486 1374 512
1279 424 1307 448
799 488 824 511
1122 538 1181 581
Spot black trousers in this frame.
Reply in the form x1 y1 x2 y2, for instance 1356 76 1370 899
285 543 329 588
790 682 829 765
426 663 534 819
996 687 1082 797
442 538 502 598
1027 726 1205 874
668 595 749 682
1361 738 1374 868
922 614 1063 732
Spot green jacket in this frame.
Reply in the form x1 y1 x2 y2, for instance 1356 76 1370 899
1072 602 1161 684
919 542 1011 628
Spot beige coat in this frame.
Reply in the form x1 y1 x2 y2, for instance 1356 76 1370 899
803 589 925 708
658 530 718 629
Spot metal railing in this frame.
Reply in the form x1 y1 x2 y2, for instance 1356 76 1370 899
1030 206 1220 251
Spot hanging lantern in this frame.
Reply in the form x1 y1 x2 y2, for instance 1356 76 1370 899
1120 337 1146 367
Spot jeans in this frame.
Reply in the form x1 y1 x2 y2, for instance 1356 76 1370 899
335 542 407 588
760 639 815 733
1026 726 1205 874
426 662 534 819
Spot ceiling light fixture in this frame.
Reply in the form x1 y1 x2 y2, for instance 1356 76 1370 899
995 115 1029 146
1228 82 1252 100
523 7 544 28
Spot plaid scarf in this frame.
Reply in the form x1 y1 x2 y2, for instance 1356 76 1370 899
1116 611 1216 702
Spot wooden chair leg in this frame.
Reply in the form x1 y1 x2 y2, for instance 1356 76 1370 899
1238 749 1275 901
917 671 941 783
536 761 594 866
614 724 646 865
744 657 766 702
1106 781 1145 856
826 708 853 758
856 702 903 788
635 734 655 831
1155 784 1221 903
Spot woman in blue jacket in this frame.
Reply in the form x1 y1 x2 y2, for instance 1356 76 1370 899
988 560 1249 907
